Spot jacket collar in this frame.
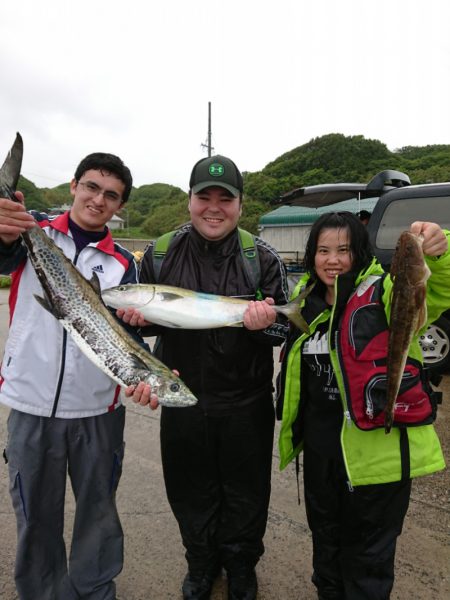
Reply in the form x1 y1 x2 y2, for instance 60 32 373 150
189 225 239 257
48 211 116 255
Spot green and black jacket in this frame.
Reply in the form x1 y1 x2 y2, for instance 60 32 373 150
278 231 450 486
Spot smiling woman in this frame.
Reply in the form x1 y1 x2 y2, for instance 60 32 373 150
277 210 450 600
313 227 353 304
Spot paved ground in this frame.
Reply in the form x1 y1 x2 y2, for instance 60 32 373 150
0 287 448 599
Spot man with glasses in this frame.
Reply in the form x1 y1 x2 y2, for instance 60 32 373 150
0 152 138 600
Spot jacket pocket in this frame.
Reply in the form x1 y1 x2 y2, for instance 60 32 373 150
109 442 125 495
7 456 29 521
362 362 434 428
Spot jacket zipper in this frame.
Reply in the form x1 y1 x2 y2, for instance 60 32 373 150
328 277 356 488
51 249 79 416
51 331 68 417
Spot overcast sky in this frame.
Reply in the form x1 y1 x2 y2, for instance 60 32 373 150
1 0 449 192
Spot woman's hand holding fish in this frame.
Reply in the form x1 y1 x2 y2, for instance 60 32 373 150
243 297 277 330
125 382 159 410
0 193 36 245
116 307 150 327
410 221 448 257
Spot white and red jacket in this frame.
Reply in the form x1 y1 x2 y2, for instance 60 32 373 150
0 211 139 418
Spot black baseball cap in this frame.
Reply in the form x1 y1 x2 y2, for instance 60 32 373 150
189 155 243 197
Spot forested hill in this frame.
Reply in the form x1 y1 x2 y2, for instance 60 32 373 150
18 133 450 236
243 133 450 203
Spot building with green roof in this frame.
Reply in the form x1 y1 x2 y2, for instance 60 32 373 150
258 197 378 265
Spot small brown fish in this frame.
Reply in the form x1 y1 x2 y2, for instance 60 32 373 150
385 231 430 433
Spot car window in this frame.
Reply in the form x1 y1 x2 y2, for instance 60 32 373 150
375 195 450 249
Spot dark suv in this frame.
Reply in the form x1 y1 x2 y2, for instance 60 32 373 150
275 170 450 374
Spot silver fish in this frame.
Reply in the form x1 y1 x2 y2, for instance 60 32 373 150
385 231 430 432
102 283 313 333
0 133 196 407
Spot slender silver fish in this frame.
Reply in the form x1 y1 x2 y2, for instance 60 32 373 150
102 283 313 333
0 133 197 407
385 231 430 432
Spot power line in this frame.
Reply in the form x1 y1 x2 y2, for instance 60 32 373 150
21 171 68 185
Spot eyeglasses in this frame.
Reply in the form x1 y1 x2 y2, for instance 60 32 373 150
77 180 122 202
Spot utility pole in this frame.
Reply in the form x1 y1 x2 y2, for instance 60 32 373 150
201 101 214 157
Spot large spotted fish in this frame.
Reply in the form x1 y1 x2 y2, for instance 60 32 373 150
0 133 197 407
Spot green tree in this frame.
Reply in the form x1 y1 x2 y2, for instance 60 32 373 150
42 183 72 210
12 134 450 234
239 200 269 234
18 176 51 212
142 200 190 238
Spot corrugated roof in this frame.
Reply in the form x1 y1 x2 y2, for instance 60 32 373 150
259 197 378 225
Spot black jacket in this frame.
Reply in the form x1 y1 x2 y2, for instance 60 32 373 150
139 225 289 413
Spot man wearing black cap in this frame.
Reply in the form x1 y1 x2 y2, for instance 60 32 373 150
122 155 289 600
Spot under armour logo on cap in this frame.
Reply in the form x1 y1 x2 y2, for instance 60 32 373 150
189 155 244 197
209 163 225 177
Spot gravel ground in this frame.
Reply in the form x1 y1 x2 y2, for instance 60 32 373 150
0 286 448 599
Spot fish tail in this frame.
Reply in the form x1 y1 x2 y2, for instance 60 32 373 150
277 295 310 334
279 282 314 334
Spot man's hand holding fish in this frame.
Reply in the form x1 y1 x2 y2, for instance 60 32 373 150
242 297 277 330
0 193 35 243
125 380 159 409
117 306 149 327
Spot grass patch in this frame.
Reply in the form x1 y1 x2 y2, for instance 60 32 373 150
0 275 11 288
111 228 147 239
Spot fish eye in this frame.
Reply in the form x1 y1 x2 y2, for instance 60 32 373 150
170 383 180 393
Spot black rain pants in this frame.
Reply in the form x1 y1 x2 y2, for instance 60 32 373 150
160 396 275 575
303 444 412 600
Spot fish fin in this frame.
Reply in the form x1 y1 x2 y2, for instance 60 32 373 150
277 303 310 334
414 287 428 333
33 294 62 319
89 272 102 295
129 353 153 371
159 292 185 302
162 321 183 328
298 282 316 300
152 318 185 328
276 282 315 334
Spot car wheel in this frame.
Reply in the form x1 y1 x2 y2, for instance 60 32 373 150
419 316 450 374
